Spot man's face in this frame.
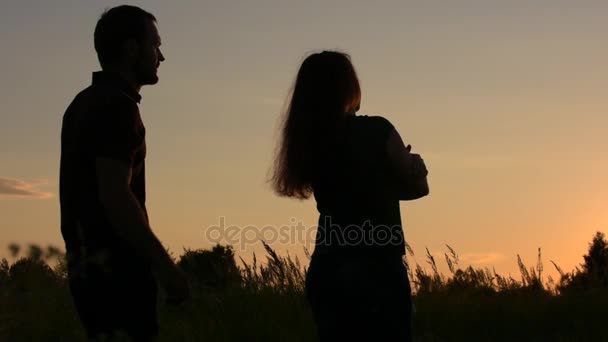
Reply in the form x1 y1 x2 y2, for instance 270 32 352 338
133 20 164 86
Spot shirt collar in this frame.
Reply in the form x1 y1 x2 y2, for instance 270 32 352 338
92 71 142 103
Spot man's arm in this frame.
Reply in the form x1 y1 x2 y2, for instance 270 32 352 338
96 158 189 302
386 129 430 200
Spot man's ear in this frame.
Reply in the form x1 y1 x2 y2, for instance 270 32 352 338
123 38 139 60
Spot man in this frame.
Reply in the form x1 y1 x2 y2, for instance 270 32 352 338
59 5 189 341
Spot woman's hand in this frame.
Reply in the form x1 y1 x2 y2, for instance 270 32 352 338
386 130 430 200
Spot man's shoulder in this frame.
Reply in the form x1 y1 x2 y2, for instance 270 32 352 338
66 84 140 123
62 85 142 143
84 83 139 111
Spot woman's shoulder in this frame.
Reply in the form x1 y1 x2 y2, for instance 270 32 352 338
350 114 395 136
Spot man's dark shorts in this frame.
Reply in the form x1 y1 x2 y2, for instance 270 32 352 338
68 255 158 341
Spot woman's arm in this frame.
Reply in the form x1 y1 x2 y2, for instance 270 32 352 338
386 128 430 200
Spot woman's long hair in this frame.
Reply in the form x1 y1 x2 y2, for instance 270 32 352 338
272 51 361 199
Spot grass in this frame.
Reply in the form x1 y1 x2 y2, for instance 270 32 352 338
1 241 608 341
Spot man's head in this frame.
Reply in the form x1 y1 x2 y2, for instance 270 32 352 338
94 5 164 86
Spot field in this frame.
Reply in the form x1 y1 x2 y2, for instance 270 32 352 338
2 235 608 342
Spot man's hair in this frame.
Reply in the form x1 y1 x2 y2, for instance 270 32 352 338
94 5 156 68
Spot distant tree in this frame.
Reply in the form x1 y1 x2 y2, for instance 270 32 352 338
582 231 608 287
0 258 9 289
3 243 65 291
53 254 69 281
7 243 65 263
177 244 241 290
8 257 58 292
8 243 20 258
26 244 44 260
558 231 608 292
44 245 64 260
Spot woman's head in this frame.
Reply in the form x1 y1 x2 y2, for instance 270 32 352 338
290 51 361 115
272 51 361 199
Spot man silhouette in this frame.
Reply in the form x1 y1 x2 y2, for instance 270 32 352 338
59 5 189 341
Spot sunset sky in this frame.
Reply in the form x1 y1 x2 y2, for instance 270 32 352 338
1 0 607 279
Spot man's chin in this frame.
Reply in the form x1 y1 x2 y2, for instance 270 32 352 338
134 67 159 85
139 75 159 86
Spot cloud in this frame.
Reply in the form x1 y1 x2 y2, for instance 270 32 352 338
0 177 53 199
459 252 505 265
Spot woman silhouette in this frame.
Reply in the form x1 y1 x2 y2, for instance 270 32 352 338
272 51 429 341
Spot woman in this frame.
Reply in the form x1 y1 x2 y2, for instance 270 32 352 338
272 51 429 341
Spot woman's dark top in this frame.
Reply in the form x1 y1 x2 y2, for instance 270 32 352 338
312 115 405 257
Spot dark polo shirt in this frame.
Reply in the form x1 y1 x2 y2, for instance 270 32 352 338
59 71 147 265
